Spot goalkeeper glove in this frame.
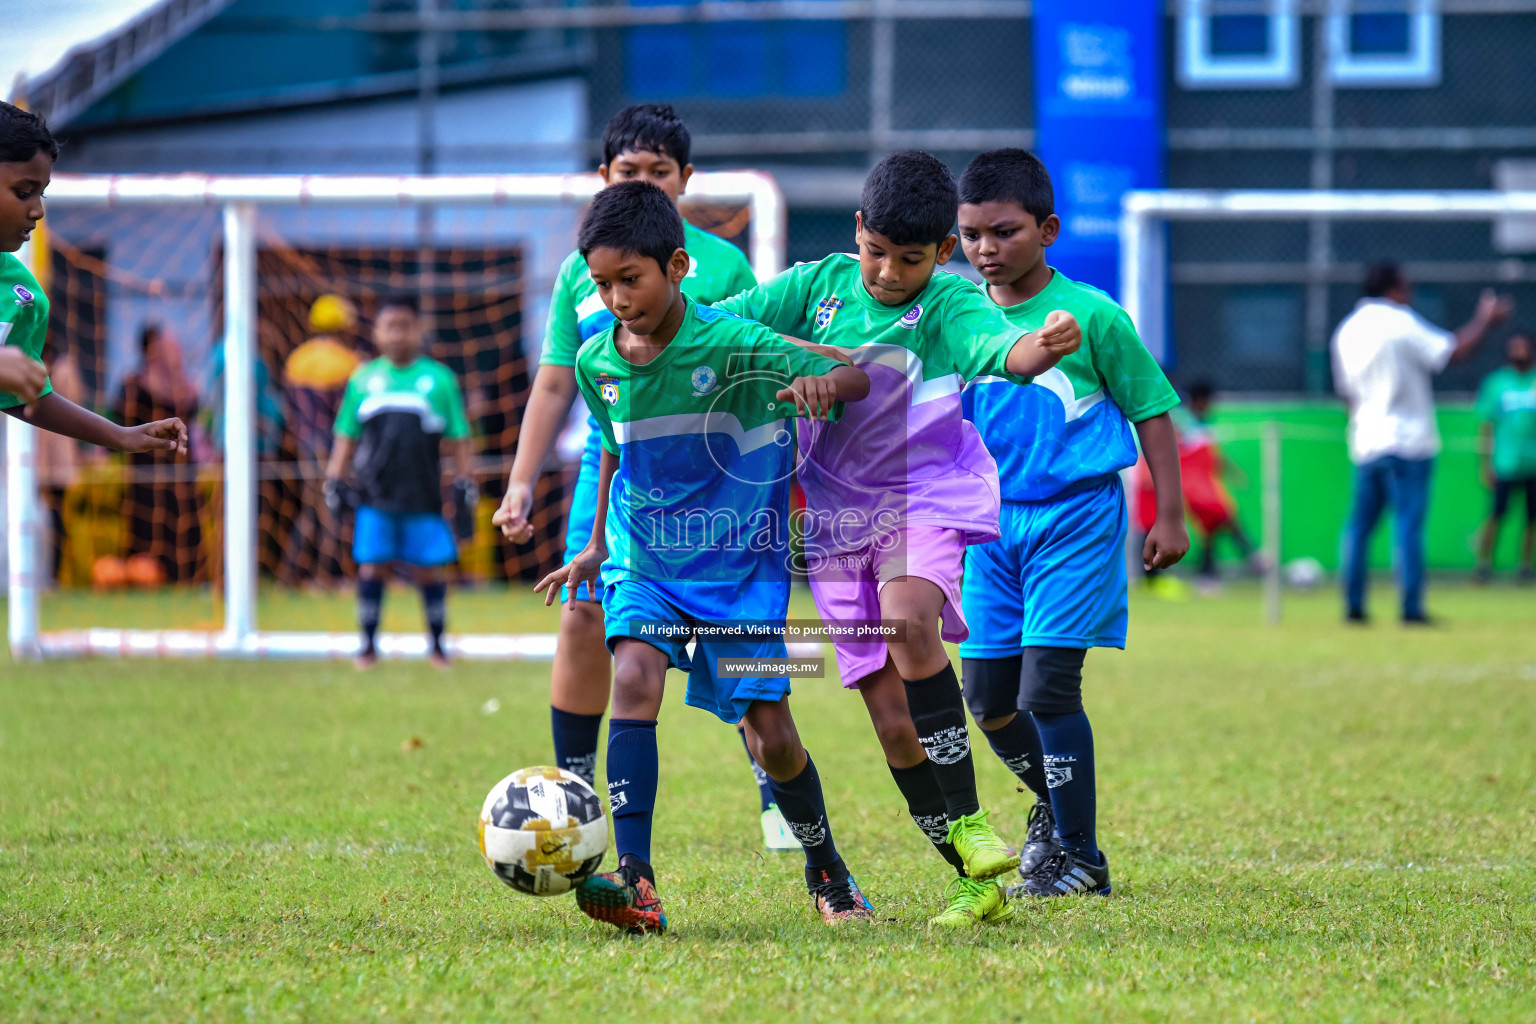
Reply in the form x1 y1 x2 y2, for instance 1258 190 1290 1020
452 477 478 540
323 477 353 517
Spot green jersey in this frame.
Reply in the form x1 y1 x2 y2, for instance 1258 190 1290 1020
575 298 841 613
966 269 1179 501
335 356 469 515
0 252 53 409
716 254 1027 548
542 220 757 369
1476 366 1536 481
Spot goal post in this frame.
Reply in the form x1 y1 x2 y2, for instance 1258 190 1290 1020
1118 188 1536 622
7 171 786 660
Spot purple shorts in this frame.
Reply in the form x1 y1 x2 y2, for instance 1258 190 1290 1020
806 525 969 688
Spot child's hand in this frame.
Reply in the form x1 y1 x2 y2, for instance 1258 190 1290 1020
1143 513 1190 571
493 481 534 543
118 417 189 454
0 348 48 403
534 544 606 607
777 375 839 420
1036 310 1081 356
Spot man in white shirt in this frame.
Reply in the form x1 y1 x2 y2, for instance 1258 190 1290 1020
1332 263 1512 624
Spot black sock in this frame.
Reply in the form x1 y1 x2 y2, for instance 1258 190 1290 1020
358 577 384 654
765 754 840 873
738 727 775 813
1034 709 1099 859
981 713 1050 802
888 760 965 876
420 581 447 654
902 664 980 820
550 706 604 786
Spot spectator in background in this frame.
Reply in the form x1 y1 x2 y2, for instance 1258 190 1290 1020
282 293 363 583
1474 330 1536 584
117 323 206 583
34 339 86 582
1331 263 1512 624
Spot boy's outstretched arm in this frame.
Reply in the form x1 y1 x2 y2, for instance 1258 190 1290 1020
5 392 186 453
535 447 615 607
776 364 869 420
1132 412 1189 571
1004 309 1082 378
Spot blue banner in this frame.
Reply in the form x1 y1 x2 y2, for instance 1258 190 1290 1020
1032 1 1164 310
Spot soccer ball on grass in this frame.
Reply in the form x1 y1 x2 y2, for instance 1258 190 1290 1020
477 766 607 896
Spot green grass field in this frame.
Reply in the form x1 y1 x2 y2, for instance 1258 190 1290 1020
2 583 1533 1022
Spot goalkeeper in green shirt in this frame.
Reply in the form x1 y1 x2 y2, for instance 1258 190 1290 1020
0 102 186 452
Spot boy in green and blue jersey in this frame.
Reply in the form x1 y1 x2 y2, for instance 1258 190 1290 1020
539 180 874 932
491 105 794 851
955 149 1186 899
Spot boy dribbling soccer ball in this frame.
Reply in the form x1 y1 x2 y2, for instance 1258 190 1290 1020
492 105 796 852
539 180 873 933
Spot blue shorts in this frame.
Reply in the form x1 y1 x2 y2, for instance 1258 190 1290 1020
603 578 791 724
561 421 604 603
354 505 458 567
960 474 1128 656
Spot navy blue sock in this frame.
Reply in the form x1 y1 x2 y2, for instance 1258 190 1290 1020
605 718 659 865
982 713 1050 802
765 755 841 875
551 706 604 786
420 581 447 654
738 727 775 813
1033 710 1098 859
357 576 384 655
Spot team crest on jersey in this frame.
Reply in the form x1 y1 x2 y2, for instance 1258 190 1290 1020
814 296 843 329
899 303 924 329
12 284 34 307
690 365 718 396
595 373 621 406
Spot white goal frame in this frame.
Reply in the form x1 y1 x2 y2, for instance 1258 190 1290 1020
7 171 786 660
1118 188 1536 624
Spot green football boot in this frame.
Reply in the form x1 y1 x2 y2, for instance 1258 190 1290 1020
947 809 1022 881
930 876 1013 928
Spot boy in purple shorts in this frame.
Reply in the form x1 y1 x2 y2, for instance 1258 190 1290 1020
717 151 1082 926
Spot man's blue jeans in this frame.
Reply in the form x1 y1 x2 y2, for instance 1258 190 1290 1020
1343 454 1433 619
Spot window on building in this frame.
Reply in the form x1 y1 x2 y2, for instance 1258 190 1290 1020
1327 0 1440 88
624 0 846 100
1177 0 1299 89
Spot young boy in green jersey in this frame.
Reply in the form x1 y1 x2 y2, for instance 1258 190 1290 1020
716 151 1082 926
0 102 187 452
325 295 474 668
538 180 873 932
1474 330 1536 582
490 105 795 851
955 149 1187 898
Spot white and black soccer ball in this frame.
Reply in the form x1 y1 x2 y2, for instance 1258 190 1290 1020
1284 556 1326 590
477 766 607 896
